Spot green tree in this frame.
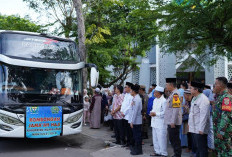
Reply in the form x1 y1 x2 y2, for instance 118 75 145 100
23 0 76 38
85 0 157 86
23 0 158 87
153 0 232 66
0 14 45 32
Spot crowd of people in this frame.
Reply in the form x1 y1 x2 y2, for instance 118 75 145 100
82 77 232 157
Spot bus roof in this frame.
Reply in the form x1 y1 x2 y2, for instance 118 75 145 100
0 30 74 42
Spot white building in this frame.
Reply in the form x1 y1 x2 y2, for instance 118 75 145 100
125 45 232 88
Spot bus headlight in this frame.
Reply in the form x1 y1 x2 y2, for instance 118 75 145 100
64 112 83 124
0 113 24 126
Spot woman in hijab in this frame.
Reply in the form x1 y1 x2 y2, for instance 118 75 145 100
89 88 102 129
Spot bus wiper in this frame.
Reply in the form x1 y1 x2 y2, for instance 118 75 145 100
28 99 50 103
59 100 75 109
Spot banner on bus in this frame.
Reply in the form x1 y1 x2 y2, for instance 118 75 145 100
26 106 62 138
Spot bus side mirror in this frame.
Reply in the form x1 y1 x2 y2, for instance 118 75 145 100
90 67 99 87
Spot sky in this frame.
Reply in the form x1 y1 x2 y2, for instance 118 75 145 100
0 0 47 25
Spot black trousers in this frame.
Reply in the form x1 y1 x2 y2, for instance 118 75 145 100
168 125 182 157
113 119 125 143
132 124 142 146
122 119 134 145
187 132 193 150
192 133 208 157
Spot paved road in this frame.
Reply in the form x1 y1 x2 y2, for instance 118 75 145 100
0 133 105 157
0 125 194 157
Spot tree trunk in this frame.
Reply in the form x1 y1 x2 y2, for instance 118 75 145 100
72 0 87 89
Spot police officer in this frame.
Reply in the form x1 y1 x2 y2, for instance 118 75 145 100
213 77 232 157
129 84 143 155
164 78 182 157
189 81 210 157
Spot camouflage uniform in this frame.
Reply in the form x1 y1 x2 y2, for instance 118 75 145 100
213 90 232 157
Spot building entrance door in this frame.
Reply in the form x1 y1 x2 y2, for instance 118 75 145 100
176 72 205 84
176 56 205 84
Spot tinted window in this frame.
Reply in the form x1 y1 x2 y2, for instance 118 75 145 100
0 64 83 104
1 33 79 62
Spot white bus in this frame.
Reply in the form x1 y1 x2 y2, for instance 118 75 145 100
0 30 99 138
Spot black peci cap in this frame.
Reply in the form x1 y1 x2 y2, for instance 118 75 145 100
191 81 204 88
166 78 176 83
227 83 232 89
204 84 211 89
126 82 133 88
131 84 140 92
152 84 157 87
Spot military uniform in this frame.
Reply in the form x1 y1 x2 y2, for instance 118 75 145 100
164 88 182 157
141 92 149 139
213 90 232 157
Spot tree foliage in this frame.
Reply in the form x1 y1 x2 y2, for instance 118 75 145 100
23 0 76 38
0 14 44 32
153 0 232 65
85 0 157 86
23 0 158 87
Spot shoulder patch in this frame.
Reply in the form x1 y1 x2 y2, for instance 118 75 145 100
172 94 181 108
222 97 232 112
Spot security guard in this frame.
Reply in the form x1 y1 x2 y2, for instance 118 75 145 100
213 77 232 157
189 81 210 157
164 78 182 157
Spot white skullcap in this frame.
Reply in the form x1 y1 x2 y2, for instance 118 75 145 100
95 88 101 93
155 86 164 92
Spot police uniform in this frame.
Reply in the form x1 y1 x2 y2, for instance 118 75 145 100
213 89 232 157
188 81 210 157
164 78 182 157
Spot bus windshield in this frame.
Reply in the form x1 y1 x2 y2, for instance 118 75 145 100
0 33 80 62
0 64 83 105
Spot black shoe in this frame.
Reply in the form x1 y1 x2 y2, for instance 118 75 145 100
130 145 143 155
111 135 116 138
112 141 120 144
121 144 129 148
142 133 148 139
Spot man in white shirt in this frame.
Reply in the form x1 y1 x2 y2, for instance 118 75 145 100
121 82 134 147
189 81 210 157
150 86 168 157
129 84 143 155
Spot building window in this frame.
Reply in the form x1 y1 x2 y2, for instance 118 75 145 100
132 70 140 84
150 67 156 85
228 65 232 80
